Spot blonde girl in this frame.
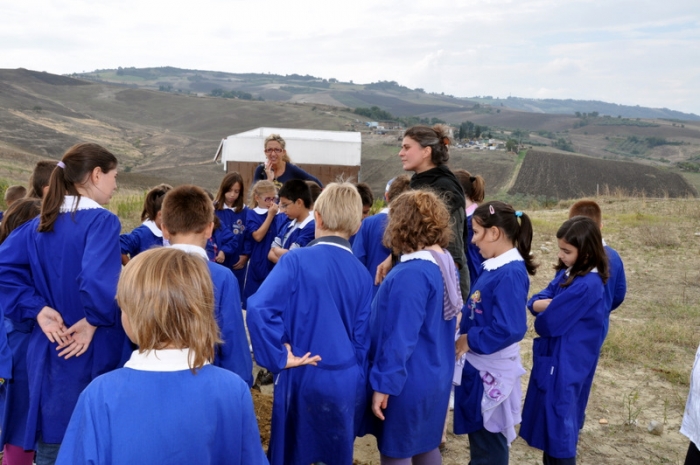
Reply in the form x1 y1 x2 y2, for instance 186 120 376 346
56 248 267 464
242 180 279 308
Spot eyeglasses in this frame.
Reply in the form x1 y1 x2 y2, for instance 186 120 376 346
264 148 283 154
263 196 278 203
279 202 292 210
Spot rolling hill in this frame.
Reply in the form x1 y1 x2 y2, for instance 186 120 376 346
0 68 698 200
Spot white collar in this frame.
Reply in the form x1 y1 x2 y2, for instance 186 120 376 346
378 207 389 215
142 219 163 238
400 250 437 265
223 204 244 213
168 243 208 260
482 248 523 271
59 195 103 213
253 206 268 214
565 267 599 276
290 214 314 230
124 348 208 372
602 238 607 247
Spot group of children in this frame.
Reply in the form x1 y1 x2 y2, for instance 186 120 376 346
0 134 632 465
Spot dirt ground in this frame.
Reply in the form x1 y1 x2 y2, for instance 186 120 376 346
250 197 700 464
251 358 691 465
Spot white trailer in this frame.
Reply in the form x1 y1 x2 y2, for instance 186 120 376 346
213 127 362 187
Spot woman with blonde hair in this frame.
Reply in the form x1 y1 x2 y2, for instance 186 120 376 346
253 133 323 188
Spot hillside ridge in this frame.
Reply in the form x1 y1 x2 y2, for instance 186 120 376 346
0 68 698 199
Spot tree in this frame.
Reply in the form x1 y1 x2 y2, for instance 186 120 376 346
512 129 528 145
505 139 518 152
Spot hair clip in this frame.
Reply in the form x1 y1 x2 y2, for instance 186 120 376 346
489 205 495 215
57 161 65 169
515 211 523 217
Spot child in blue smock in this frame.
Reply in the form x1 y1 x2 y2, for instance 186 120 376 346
247 182 373 465
454 169 486 290
56 247 267 465
161 185 253 387
214 172 249 295
519 216 609 465
268 180 315 264
242 180 279 308
120 183 172 264
568 200 627 430
0 143 130 465
0 198 42 465
367 189 461 465
352 175 411 298
453 201 538 465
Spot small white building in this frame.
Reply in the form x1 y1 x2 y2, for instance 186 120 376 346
213 127 362 188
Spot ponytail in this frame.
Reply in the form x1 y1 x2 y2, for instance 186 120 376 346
141 184 173 221
454 169 486 203
403 124 452 166
514 211 537 275
39 143 118 232
472 201 538 276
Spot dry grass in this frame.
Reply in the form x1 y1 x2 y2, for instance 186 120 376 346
514 196 698 463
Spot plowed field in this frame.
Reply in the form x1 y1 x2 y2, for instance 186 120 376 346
510 150 697 198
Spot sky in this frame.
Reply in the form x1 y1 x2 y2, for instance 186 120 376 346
2 0 700 114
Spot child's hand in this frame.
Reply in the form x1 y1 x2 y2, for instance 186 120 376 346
215 251 225 263
264 161 275 180
375 255 393 285
455 334 470 360
283 343 321 369
233 255 248 270
268 202 279 216
532 299 552 313
372 391 389 420
57 318 97 359
37 306 68 345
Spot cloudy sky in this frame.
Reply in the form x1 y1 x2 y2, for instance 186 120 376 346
2 0 699 114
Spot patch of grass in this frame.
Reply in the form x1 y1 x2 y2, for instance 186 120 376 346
616 211 663 227
636 225 681 248
108 190 145 232
530 217 562 237
601 302 699 385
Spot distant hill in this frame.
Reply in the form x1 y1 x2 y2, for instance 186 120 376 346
466 96 700 122
76 67 700 122
0 68 697 199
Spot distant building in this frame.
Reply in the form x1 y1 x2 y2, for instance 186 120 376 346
213 127 362 188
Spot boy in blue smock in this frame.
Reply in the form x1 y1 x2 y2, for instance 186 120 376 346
160 185 253 387
247 182 373 465
268 180 315 264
